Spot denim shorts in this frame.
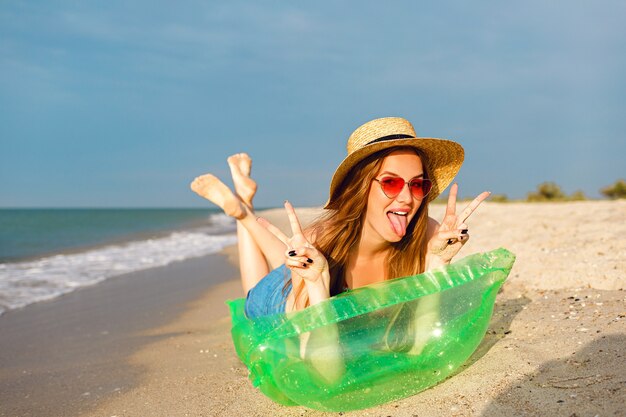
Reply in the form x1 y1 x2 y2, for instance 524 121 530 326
245 264 292 319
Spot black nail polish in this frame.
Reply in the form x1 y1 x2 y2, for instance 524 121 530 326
302 263 307 267
461 229 468 234
447 239 453 245
307 258 313 263
288 250 296 256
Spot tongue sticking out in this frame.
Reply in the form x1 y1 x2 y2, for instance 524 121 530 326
387 212 408 237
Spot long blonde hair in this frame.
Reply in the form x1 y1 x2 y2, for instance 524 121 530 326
287 146 431 307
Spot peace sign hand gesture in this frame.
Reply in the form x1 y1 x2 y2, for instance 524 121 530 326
257 201 330 291
427 184 490 265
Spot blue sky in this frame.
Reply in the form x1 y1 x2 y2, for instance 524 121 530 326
1 1 624 208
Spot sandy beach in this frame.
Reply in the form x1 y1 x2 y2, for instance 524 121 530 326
1 200 625 416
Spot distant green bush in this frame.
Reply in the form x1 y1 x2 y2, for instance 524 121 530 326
489 194 509 202
526 182 589 202
600 179 626 199
527 182 566 201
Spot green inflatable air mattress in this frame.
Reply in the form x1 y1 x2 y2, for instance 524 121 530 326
227 248 515 411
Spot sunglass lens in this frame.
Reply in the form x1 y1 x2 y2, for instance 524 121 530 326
409 179 432 199
380 177 405 198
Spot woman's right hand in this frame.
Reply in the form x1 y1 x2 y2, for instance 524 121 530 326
257 201 330 291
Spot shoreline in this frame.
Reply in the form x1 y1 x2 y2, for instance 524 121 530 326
0 214 238 316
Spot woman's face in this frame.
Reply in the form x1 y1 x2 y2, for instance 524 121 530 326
363 150 426 244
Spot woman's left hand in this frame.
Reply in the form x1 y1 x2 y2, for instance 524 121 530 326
426 184 490 265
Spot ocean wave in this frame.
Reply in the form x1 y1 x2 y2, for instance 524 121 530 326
0 230 237 315
207 212 238 230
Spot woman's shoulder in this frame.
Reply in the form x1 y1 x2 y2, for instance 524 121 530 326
427 216 440 239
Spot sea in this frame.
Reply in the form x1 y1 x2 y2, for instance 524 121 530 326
0 208 240 316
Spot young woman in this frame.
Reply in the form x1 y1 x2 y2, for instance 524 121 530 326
190 117 489 319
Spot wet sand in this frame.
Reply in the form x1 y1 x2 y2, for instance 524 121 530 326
0 254 239 417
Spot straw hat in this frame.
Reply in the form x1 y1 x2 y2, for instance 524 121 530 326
325 117 464 209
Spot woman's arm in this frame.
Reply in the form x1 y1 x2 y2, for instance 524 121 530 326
405 185 490 355
258 202 345 383
299 272 345 384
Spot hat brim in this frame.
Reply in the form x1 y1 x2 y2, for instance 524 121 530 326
324 138 464 209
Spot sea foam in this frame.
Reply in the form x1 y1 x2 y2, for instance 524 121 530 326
0 214 237 315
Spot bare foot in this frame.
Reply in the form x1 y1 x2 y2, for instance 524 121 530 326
190 174 246 219
227 153 257 207
229 152 252 176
